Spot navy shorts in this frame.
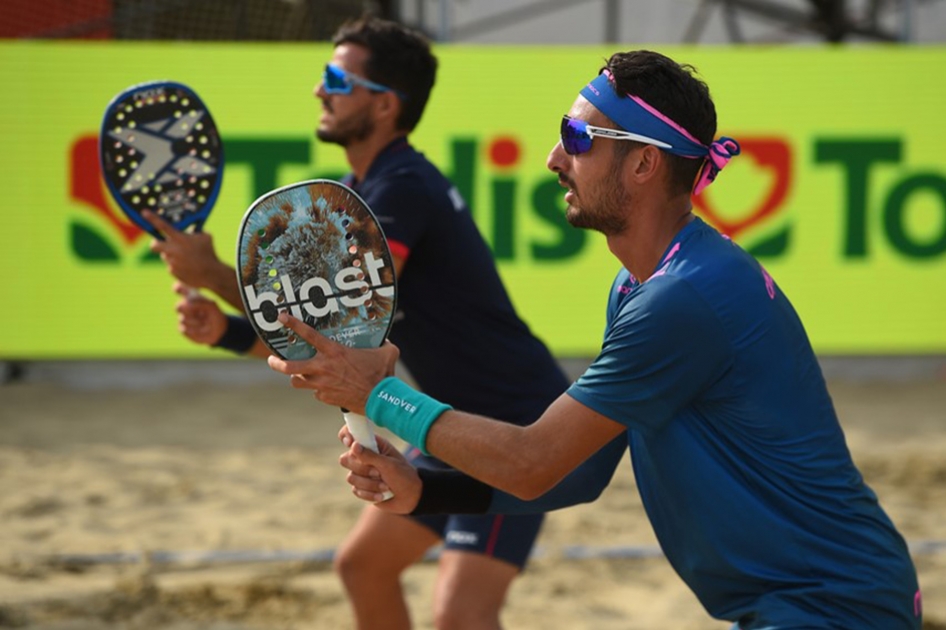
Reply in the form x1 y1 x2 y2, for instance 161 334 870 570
406 448 544 570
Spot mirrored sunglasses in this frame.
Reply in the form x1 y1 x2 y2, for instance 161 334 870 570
323 63 403 99
560 115 672 156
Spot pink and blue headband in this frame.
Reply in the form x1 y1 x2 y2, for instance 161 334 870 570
580 70 740 195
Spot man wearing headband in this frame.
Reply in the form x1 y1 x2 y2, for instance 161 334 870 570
270 50 921 629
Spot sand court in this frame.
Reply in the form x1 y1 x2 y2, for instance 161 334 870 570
1 362 944 629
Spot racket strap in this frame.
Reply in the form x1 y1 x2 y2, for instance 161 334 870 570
366 377 452 455
213 316 258 354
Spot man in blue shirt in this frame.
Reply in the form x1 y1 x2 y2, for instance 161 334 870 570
147 15 567 630
268 49 922 629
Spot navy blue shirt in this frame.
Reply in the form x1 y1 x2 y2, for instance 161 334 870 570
345 138 568 424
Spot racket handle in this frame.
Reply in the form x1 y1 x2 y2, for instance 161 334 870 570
179 282 201 300
342 410 394 502
343 410 379 451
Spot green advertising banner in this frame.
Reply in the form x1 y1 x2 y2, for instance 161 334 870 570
1 42 944 358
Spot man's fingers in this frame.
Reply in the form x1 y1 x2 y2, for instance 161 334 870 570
267 353 296 375
349 442 387 466
340 447 391 501
352 487 392 504
275 312 338 353
339 450 381 478
345 470 391 497
267 358 322 382
339 425 354 447
142 209 181 240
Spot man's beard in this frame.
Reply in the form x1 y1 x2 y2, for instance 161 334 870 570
564 167 630 236
316 108 375 147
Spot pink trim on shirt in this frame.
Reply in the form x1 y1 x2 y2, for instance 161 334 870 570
761 266 776 299
661 243 681 265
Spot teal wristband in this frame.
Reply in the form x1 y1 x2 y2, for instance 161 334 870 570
366 377 452 455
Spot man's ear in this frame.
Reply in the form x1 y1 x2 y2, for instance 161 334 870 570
632 145 663 184
375 91 401 126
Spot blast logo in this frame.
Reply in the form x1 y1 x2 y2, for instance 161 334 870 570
243 252 393 333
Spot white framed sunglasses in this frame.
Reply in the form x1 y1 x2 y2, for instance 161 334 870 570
560 115 671 155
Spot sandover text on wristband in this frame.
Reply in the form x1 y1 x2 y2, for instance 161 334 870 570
366 377 452 455
212 315 258 354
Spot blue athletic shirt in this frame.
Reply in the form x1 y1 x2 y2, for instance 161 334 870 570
344 138 568 423
495 217 920 629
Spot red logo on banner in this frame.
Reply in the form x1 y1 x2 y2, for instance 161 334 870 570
694 137 793 240
71 135 145 244
69 135 153 261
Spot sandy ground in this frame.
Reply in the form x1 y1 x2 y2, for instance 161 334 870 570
0 362 944 629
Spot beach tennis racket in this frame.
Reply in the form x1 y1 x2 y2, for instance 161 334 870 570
100 80 223 239
236 179 397 454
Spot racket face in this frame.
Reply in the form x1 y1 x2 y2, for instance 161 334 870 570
99 80 223 238
237 180 397 360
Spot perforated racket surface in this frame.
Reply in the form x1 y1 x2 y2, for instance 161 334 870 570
100 80 223 238
237 180 397 463
237 179 396 360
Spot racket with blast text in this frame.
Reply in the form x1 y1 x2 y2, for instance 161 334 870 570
236 179 397 456
99 80 223 239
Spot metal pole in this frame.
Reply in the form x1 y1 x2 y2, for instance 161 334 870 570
901 0 914 42
439 0 451 41
604 0 619 43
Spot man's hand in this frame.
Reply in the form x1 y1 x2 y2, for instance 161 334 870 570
339 426 421 512
266 312 399 414
144 210 223 289
174 282 228 346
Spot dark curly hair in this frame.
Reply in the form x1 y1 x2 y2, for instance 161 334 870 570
333 16 437 133
604 50 718 196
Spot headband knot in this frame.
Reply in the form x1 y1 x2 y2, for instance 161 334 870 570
580 71 740 195
694 137 741 195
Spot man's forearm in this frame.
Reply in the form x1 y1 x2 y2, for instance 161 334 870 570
366 379 587 500
423 411 544 498
207 262 245 312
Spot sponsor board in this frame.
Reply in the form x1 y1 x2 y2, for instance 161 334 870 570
1 43 944 357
